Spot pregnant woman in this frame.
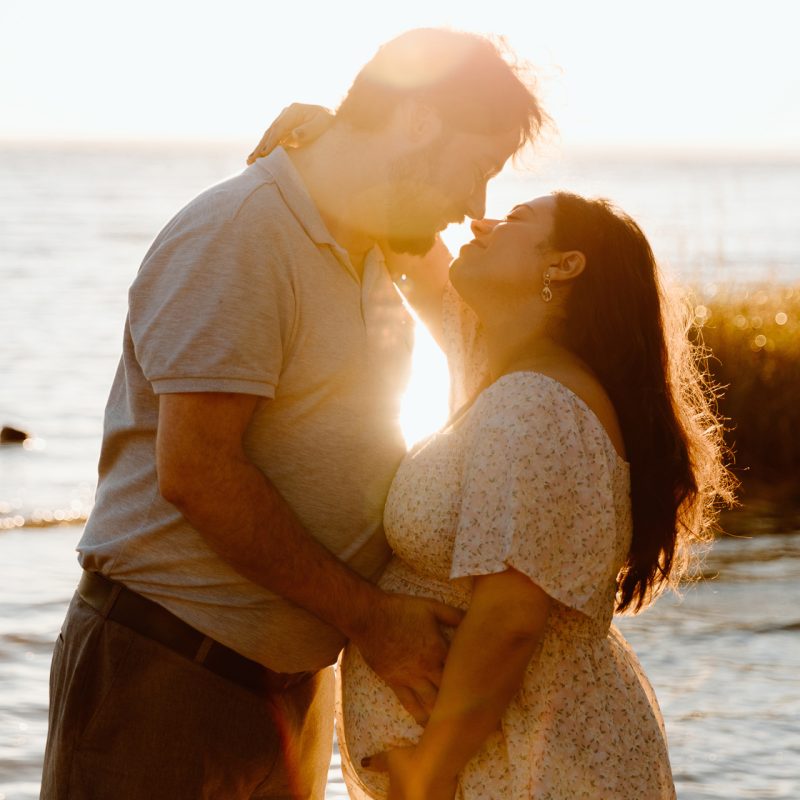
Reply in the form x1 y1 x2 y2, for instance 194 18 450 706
335 193 730 800
250 116 732 799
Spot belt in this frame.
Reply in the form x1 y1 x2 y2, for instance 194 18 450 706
77 570 313 696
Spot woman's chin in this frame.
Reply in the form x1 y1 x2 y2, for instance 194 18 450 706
449 263 480 306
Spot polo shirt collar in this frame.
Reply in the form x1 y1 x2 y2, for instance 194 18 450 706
253 147 341 250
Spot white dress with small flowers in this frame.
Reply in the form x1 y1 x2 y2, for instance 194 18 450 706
335 288 676 800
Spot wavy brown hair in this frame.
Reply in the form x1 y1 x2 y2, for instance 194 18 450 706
548 192 735 613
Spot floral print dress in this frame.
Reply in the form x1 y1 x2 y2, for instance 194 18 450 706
334 288 677 800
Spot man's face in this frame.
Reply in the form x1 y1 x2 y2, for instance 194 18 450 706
383 127 520 255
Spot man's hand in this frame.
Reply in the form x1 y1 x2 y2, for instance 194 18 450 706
349 592 463 725
158 393 455 677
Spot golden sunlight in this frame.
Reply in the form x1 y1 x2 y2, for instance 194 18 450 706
400 317 450 448
366 29 473 91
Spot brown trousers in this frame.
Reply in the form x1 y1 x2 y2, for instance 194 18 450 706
40 593 334 799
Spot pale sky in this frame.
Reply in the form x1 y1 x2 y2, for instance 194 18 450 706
2 0 799 153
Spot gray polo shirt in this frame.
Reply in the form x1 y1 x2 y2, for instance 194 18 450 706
78 148 413 672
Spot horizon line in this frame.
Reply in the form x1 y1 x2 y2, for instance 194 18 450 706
1 135 799 162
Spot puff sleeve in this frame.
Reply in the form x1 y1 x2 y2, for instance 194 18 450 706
449 375 629 619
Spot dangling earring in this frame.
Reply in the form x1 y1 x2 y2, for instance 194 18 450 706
541 270 553 303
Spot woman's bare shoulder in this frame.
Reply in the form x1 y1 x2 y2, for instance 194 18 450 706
529 364 627 460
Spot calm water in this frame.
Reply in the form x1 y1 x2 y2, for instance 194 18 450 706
2 143 799 798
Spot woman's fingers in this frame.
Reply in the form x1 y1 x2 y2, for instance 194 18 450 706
391 679 437 725
428 599 464 629
291 107 334 144
246 103 334 164
246 106 294 164
246 109 288 164
361 750 390 772
391 684 428 726
410 678 438 715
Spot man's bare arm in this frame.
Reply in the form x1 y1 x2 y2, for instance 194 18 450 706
156 391 461 721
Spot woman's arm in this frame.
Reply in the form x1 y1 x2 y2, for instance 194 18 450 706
416 568 551 780
381 236 452 346
366 568 551 798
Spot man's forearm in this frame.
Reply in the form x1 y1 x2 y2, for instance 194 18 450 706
156 391 459 714
164 446 379 641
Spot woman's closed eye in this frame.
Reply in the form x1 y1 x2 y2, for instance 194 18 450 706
505 205 531 223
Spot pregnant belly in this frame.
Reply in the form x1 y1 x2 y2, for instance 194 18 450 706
338 638 424 798
337 559 469 798
378 557 471 609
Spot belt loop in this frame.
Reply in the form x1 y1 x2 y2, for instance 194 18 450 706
100 583 122 618
194 636 213 664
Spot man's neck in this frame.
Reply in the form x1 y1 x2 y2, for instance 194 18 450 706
286 128 382 274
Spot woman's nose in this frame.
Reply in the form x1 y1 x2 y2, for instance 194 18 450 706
470 218 499 238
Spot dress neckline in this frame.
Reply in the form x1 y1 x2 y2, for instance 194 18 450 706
459 370 630 468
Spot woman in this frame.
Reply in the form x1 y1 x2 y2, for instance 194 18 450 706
250 116 732 800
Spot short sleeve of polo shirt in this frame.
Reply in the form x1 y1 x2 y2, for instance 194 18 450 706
129 185 291 399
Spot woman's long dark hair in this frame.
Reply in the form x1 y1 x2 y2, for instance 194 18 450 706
548 192 734 613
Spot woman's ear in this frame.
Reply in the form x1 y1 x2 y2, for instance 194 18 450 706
549 251 586 282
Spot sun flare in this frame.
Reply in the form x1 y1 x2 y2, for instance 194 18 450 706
399 317 450 449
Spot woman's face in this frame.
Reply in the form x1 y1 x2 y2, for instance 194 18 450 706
450 195 556 310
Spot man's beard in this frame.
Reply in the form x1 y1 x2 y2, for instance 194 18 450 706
385 139 448 256
385 229 438 256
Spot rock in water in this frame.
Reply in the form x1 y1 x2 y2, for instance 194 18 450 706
0 426 30 444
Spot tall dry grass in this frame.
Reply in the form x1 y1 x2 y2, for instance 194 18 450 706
692 284 800 504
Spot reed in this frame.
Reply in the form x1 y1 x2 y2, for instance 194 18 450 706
691 284 800 507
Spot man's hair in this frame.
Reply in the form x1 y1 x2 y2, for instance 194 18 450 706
336 28 545 150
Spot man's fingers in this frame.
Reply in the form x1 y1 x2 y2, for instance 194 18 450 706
391 684 428 726
361 750 390 772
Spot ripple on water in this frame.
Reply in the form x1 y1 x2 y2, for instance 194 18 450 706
1 528 799 798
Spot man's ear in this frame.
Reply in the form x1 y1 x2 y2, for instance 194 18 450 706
550 251 586 282
394 99 444 145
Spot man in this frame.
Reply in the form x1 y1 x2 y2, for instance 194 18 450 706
41 28 543 799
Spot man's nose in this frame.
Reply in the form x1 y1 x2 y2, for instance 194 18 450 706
465 183 488 221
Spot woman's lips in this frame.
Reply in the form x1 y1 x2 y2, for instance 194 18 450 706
459 239 486 257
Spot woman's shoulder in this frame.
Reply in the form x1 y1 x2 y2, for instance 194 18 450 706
471 370 627 464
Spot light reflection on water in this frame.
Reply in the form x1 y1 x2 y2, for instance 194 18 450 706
0 527 798 799
615 533 800 799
